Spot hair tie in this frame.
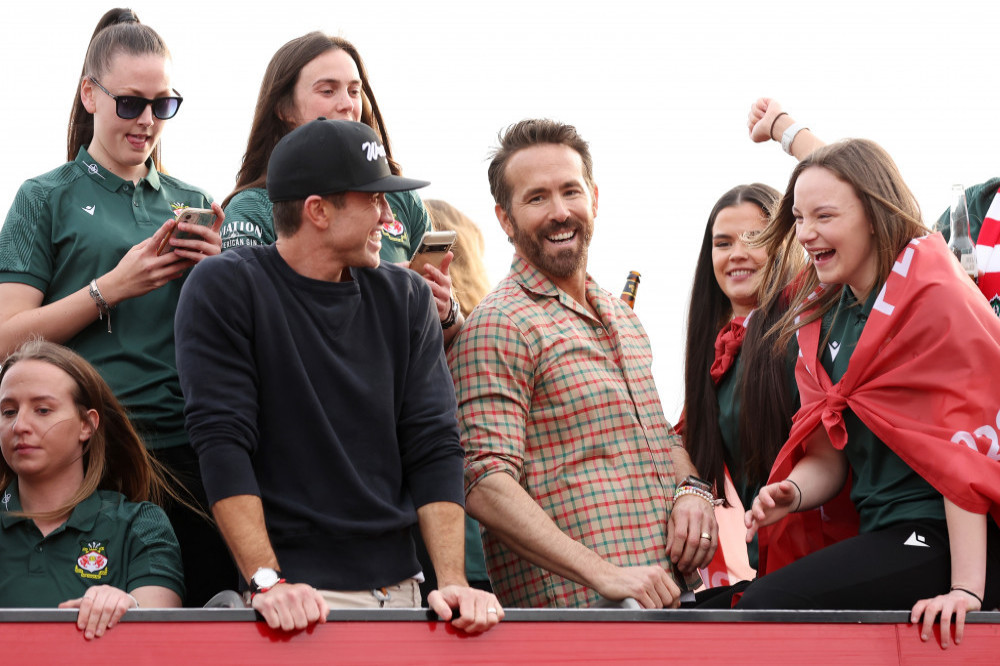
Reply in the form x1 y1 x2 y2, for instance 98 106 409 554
116 11 139 24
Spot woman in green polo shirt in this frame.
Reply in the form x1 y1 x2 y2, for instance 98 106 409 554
220 31 464 343
0 8 234 606
1 340 184 639
739 139 1000 648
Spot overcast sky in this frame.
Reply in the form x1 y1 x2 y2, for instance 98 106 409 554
2 0 997 419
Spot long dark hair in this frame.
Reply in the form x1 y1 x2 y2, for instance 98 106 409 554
682 183 779 493
67 8 171 170
0 340 178 522
223 32 398 208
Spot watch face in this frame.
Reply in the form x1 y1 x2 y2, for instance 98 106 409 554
683 476 712 493
253 568 280 589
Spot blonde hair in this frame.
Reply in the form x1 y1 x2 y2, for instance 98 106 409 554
425 200 492 316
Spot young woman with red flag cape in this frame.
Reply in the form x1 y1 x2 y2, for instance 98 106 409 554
741 139 1000 649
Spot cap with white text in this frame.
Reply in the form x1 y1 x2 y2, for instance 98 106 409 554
267 118 430 202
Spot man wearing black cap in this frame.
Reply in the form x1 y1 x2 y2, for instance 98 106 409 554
174 119 502 632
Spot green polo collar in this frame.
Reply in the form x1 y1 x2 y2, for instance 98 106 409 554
0 481 104 533
74 146 161 192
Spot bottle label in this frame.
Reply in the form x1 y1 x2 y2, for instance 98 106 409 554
961 253 978 276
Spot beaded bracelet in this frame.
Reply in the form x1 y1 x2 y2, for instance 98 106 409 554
674 486 723 507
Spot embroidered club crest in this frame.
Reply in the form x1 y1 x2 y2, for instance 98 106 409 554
75 541 110 580
382 219 406 240
990 294 1000 318
170 202 189 215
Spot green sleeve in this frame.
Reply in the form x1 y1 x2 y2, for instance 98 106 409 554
124 502 186 598
221 188 276 250
0 178 55 292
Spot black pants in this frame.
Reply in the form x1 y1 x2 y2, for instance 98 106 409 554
152 445 238 607
732 520 999 610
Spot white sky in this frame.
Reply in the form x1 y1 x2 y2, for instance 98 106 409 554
2 0 997 420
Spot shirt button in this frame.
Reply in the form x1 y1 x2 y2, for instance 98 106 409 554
133 201 139 207
35 545 42 552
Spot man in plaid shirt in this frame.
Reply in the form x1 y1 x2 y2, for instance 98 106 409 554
448 119 718 608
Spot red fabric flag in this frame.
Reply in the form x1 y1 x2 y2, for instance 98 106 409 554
758 233 1000 572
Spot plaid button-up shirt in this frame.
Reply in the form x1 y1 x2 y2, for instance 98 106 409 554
448 256 685 607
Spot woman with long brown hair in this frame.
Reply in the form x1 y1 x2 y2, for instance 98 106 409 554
0 340 183 639
742 139 1000 648
222 32 463 341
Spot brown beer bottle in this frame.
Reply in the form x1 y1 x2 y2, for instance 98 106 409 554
620 271 641 309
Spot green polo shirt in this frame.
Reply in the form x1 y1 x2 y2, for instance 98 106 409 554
0 484 184 606
0 148 213 449
820 287 944 532
935 177 1000 243
221 187 431 263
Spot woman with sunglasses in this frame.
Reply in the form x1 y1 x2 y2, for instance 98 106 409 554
221 32 464 342
0 8 234 606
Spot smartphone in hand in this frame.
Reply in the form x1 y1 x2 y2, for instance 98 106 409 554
156 207 217 255
408 230 457 274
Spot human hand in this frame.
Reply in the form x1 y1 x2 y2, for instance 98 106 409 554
745 479 799 541
58 585 137 640
101 218 196 303
428 585 504 633
910 588 982 649
748 97 785 143
251 582 329 631
667 494 718 573
419 253 456 321
592 564 681 609
165 202 225 263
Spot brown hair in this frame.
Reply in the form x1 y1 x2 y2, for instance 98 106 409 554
272 193 347 238
223 32 398 209
755 138 927 349
0 340 177 522
487 119 594 218
67 8 172 170
425 200 492 316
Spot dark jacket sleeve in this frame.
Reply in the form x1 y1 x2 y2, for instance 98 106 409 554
394 269 465 509
174 253 263 504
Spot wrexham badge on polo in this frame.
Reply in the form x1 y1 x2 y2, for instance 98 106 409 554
75 541 110 580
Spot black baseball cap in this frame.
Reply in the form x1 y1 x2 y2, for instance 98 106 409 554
267 118 430 202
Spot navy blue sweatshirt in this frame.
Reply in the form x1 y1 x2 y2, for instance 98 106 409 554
175 244 464 589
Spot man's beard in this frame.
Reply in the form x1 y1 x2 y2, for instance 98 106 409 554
510 215 592 279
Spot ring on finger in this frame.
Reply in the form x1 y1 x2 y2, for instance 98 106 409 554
487 607 498 615
700 532 711 541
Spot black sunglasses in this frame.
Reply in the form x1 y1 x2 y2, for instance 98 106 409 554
89 76 183 120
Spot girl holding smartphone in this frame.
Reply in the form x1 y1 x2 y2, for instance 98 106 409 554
0 8 233 605
221 32 463 341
